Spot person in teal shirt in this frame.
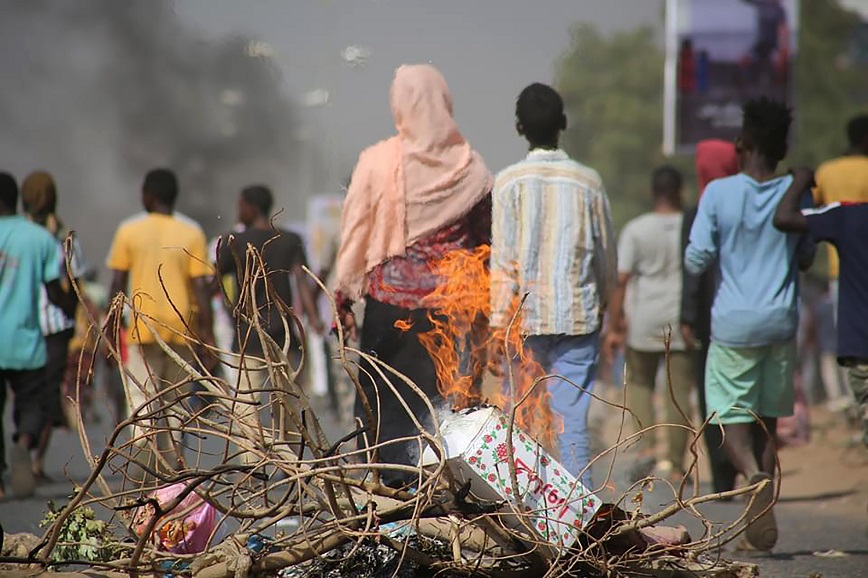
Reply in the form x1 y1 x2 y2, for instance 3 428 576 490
0 172 75 499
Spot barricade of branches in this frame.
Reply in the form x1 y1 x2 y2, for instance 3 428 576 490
7 244 767 578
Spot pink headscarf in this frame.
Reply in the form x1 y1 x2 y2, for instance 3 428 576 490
335 64 492 298
695 139 739 198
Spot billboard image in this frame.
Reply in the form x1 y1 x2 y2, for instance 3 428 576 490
664 0 799 153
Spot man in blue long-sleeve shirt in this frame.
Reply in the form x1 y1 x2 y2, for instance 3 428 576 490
685 97 813 552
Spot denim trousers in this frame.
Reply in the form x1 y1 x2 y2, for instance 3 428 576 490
524 331 600 489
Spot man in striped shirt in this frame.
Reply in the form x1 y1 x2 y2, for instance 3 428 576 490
490 83 617 487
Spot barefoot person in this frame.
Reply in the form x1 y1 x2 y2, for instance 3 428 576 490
685 98 814 551
0 173 75 499
774 168 868 446
491 83 617 489
334 64 492 488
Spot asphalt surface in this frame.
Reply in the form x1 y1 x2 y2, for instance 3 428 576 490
1 393 866 577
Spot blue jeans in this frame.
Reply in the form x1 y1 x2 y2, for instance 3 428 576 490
524 332 599 489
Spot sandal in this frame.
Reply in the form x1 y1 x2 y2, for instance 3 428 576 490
744 473 777 551
10 445 35 499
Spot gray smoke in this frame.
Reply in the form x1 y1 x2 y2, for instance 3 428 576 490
0 0 314 266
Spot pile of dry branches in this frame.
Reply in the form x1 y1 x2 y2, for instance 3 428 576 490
3 249 768 578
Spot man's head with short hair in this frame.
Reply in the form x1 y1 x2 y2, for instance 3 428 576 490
651 165 683 207
515 83 567 148
846 114 868 154
238 185 273 227
737 97 792 171
141 168 179 212
0 172 18 213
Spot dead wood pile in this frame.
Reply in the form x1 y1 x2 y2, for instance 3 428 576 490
0 251 768 578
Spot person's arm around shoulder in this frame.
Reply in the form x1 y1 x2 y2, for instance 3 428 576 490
773 168 814 233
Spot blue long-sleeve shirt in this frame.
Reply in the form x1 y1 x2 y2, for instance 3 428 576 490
685 173 814 347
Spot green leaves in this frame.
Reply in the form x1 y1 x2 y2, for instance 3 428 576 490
39 501 125 564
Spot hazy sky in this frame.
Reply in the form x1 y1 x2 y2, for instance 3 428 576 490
176 0 663 191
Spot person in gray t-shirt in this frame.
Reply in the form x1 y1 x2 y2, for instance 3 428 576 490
603 166 694 483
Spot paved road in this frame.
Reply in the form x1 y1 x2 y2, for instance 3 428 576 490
612 483 868 578
2 396 866 577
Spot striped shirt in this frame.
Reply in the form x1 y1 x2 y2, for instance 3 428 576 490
39 235 88 335
490 149 617 336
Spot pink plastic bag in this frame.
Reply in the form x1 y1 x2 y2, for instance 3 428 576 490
132 482 218 554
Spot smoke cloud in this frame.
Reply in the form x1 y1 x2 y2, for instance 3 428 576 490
0 0 313 266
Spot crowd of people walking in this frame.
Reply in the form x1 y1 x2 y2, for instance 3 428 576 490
1 64 865 553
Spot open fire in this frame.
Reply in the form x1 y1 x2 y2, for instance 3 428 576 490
395 245 562 450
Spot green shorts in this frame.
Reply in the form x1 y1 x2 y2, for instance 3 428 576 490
705 340 796 424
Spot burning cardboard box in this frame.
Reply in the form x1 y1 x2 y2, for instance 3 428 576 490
421 406 601 552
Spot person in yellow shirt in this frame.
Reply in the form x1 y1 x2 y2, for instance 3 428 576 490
106 169 214 475
813 115 868 303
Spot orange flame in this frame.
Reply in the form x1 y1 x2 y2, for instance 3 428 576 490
407 245 561 449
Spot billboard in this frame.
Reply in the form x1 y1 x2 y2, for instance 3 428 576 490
664 0 799 154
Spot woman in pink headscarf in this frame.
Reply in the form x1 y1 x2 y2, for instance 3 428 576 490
334 64 492 487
